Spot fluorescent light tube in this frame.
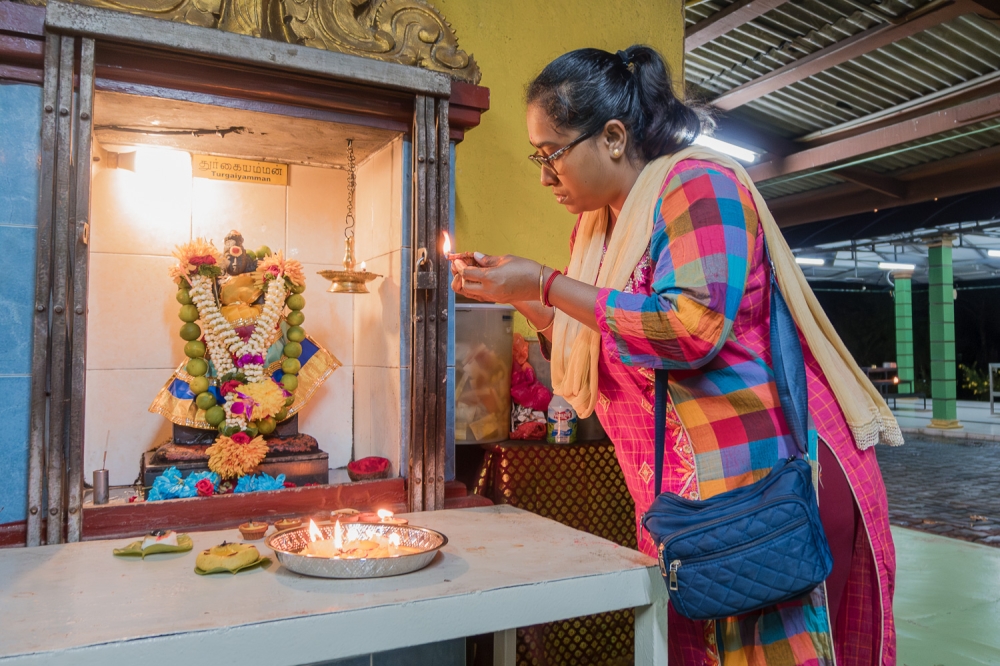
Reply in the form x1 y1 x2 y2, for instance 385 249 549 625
988 249 1000 257
878 262 915 270
693 135 758 163
795 257 825 266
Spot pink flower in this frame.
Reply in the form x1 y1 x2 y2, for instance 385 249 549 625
189 255 217 266
220 380 241 396
230 401 245 416
231 432 251 445
283 481 296 488
195 478 215 497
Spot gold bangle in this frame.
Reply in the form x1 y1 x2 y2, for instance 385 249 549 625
538 264 546 303
525 310 555 334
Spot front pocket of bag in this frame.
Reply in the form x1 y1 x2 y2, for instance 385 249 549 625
660 496 809 561
667 516 828 620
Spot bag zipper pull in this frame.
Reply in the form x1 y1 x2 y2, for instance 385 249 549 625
669 559 681 591
657 542 666 577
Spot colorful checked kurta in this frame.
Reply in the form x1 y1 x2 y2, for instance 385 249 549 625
580 160 894 665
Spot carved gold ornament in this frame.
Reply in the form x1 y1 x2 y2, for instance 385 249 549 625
30 0 480 82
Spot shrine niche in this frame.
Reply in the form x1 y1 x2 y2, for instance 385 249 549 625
12 0 487 546
9 0 480 83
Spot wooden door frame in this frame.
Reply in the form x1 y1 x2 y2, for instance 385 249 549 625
24 0 470 545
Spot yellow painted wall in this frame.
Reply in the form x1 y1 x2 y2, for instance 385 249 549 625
436 0 685 293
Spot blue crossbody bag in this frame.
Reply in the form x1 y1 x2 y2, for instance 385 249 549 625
641 246 834 621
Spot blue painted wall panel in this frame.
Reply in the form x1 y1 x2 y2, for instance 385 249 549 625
0 83 42 524
0 84 42 226
0 376 32 523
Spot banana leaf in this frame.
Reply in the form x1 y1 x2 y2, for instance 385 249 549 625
114 534 194 559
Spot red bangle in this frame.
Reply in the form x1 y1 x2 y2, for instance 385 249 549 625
542 269 562 308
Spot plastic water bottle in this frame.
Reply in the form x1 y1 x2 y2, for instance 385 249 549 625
546 394 578 444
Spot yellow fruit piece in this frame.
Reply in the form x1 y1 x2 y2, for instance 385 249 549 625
186 358 208 377
205 405 225 426
179 323 201 341
195 392 217 410
189 376 210 395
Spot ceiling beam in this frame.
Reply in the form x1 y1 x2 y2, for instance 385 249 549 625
712 114 797 156
711 0 974 111
713 115 907 197
685 0 787 52
746 90 1000 181
836 166 905 198
766 144 1000 226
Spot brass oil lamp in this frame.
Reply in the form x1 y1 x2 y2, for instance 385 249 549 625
319 139 382 294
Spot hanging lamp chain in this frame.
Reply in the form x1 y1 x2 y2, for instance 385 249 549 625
345 138 356 239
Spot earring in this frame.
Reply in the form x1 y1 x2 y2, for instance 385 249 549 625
612 149 621 157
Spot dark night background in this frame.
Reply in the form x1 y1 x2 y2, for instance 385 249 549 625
812 279 1000 400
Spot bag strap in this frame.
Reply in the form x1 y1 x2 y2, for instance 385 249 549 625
654 368 669 497
766 241 810 458
651 239 810 497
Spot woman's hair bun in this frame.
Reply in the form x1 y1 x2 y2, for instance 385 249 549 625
526 45 708 161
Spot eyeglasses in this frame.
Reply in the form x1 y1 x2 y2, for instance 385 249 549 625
528 130 595 175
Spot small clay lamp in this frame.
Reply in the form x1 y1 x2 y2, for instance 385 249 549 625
274 518 303 532
238 521 269 540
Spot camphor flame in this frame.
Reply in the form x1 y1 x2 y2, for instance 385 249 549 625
360 261 366 271
308 519 323 542
388 533 401 547
334 518 343 550
442 231 451 255
377 509 393 522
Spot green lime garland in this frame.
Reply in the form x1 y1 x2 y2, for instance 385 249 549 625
175 246 308 437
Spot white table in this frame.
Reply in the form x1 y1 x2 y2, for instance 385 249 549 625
0 505 667 665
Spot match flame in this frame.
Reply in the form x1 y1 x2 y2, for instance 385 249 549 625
308 519 323 542
334 518 343 550
442 231 451 255
377 509 393 522
388 533 401 547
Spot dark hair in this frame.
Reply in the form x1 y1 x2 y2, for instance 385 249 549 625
526 46 706 161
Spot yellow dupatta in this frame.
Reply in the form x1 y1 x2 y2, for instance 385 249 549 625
549 146 903 450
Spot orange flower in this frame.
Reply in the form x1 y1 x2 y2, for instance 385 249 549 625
284 259 306 287
172 239 224 279
206 434 268 479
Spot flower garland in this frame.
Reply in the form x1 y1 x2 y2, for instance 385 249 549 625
171 240 309 478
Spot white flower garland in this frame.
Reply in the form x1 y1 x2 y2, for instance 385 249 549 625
188 273 289 432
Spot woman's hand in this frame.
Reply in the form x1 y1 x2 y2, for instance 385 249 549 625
450 253 541 304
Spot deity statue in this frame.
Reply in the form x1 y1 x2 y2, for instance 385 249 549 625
149 231 340 481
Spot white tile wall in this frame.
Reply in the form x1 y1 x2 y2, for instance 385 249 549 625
86 253 183 370
286 165 348 265
355 136 406 264
192 178 286 253
352 365 402 475
86 146 365 483
352 138 406 474
89 150 192 255
84 369 174 485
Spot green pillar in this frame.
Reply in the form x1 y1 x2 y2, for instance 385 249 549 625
893 273 915 394
928 238 961 429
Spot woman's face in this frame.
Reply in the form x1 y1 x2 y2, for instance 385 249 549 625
526 103 626 215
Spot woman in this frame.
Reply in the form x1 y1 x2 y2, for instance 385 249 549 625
451 46 898 665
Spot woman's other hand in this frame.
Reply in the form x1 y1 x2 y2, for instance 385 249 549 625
451 253 541 304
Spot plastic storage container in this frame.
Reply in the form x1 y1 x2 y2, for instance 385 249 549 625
455 304 514 444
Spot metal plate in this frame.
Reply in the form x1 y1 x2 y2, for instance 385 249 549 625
267 522 448 579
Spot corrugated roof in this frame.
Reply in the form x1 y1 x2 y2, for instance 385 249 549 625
686 0 1000 199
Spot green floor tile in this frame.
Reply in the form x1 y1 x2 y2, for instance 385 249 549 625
894 527 1000 666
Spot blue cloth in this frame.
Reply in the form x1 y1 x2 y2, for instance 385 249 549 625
147 468 220 501
234 472 286 494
